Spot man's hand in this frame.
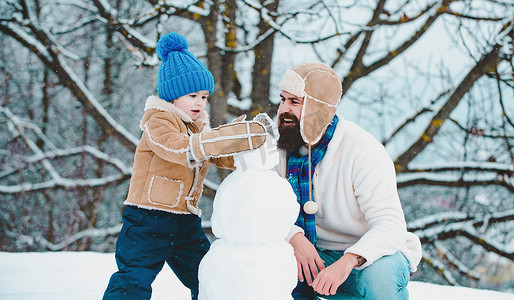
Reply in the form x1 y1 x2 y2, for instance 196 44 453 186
311 253 365 296
289 233 325 285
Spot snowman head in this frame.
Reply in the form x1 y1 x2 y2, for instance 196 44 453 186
212 137 299 244
234 134 279 171
234 113 280 171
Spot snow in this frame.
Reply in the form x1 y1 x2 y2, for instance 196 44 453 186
1 251 513 300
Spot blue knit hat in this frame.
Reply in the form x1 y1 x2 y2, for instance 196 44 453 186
156 32 215 101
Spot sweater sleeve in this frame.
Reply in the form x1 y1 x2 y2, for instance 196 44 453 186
344 141 408 269
142 112 191 168
286 225 305 242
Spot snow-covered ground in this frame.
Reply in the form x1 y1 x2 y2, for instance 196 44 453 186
0 251 512 299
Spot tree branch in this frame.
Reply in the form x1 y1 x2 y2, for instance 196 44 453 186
0 106 131 194
434 241 482 281
382 88 451 146
341 1 442 96
394 42 504 173
411 209 514 259
12 224 122 251
421 254 459 286
92 0 156 54
0 16 139 151
397 174 513 193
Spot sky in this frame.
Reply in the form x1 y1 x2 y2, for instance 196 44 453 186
0 251 512 300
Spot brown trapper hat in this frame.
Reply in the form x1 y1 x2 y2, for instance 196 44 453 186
279 63 342 145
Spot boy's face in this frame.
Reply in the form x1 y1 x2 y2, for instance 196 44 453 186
174 90 209 121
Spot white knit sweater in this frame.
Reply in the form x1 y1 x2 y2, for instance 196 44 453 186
277 116 422 272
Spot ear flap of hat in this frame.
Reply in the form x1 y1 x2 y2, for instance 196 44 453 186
300 96 338 144
292 63 342 144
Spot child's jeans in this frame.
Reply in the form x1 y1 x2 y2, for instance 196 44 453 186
103 205 210 300
294 250 410 300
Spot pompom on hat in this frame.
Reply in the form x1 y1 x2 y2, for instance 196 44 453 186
279 62 342 145
156 32 215 101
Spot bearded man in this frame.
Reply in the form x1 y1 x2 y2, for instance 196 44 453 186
274 63 422 300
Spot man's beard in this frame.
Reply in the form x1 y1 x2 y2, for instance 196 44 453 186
277 112 305 153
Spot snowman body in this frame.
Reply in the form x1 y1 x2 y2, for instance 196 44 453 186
198 135 299 300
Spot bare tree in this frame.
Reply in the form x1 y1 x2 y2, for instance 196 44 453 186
0 0 512 291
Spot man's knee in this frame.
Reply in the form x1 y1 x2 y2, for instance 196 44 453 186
358 252 410 299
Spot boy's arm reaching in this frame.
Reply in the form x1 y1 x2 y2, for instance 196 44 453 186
189 121 266 162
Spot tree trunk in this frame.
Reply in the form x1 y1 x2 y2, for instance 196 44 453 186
250 0 280 118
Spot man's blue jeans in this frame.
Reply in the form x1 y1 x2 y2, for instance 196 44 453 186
294 250 410 300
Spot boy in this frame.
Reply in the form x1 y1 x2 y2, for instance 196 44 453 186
103 32 266 299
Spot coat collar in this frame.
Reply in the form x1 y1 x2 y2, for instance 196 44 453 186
143 95 210 127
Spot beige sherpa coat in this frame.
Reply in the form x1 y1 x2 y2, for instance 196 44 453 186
124 96 234 215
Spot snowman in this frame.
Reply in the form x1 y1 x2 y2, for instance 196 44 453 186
198 114 299 300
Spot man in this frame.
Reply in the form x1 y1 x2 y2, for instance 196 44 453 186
275 62 422 299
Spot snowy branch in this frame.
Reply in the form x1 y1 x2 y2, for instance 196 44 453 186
0 174 130 194
410 209 514 260
0 11 139 151
403 161 513 175
0 107 132 194
433 241 482 281
397 163 513 192
26 146 132 175
0 19 53 64
12 224 122 251
422 253 460 286
91 0 156 54
409 209 514 232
